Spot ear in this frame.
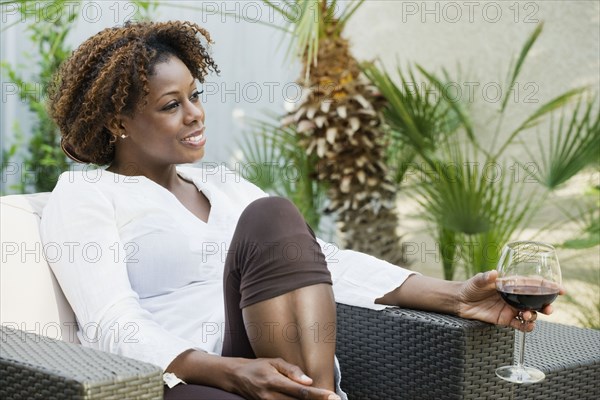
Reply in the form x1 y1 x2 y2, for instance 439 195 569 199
106 117 128 137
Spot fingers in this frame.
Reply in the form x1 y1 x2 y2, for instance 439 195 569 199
282 381 340 400
540 304 553 315
485 269 498 283
521 311 537 322
474 269 497 289
511 318 535 332
270 358 340 400
271 358 312 385
512 311 537 332
473 270 491 285
559 286 567 295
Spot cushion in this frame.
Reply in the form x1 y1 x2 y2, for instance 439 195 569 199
0 193 79 343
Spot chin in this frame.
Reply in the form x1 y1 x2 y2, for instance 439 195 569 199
187 149 205 163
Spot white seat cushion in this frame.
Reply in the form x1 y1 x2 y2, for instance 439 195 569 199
1 193 79 343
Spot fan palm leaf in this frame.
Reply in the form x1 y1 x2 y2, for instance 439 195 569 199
524 98 600 189
237 117 327 230
362 62 462 181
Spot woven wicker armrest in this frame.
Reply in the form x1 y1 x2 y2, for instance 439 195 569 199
335 303 515 399
0 326 163 400
515 321 600 400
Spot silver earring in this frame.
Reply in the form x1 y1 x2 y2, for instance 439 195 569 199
120 134 127 139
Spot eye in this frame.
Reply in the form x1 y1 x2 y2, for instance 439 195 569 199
162 101 179 111
190 89 204 102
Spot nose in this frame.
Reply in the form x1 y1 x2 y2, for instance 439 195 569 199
183 98 204 125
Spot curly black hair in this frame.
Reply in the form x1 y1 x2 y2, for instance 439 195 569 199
48 20 219 165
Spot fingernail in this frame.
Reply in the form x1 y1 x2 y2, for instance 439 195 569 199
328 396 341 400
300 374 311 381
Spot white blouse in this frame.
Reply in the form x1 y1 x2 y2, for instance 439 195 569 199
40 165 414 371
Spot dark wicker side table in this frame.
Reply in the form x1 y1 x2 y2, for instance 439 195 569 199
514 320 600 400
0 326 163 400
336 304 600 400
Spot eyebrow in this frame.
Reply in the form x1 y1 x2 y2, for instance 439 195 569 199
157 79 197 101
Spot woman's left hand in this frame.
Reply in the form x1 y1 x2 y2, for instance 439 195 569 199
456 270 565 332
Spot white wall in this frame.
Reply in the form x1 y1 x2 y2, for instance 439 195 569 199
2 0 598 186
346 0 599 156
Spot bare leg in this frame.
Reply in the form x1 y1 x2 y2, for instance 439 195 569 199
242 283 336 390
222 197 336 391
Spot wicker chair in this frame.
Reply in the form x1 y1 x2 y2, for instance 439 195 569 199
2 193 599 399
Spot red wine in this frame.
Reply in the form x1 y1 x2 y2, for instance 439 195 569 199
498 285 559 311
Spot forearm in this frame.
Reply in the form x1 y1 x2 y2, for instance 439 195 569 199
375 274 462 315
165 349 239 391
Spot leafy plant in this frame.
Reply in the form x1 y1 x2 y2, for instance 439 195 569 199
236 117 328 231
364 23 597 279
527 98 600 190
1 0 157 193
0 124 23 195
1 0 79 193
560 186 600 250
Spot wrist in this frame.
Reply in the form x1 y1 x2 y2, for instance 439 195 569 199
380 275 463 315
424 278 462 315
452 280 466 317
217 357 245 393
166 349 243 390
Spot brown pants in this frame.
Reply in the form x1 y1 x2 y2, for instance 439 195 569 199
164 197 333 399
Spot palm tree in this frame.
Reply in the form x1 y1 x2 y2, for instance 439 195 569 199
263 0 405 264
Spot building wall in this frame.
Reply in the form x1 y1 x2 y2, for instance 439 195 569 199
346 0 599 157
2 1 598 189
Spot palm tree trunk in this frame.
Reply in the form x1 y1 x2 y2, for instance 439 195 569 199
284 31 405 265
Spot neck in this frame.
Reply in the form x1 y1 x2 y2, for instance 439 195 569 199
108 162 182 191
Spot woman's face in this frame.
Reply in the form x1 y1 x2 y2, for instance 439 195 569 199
115 55 206 170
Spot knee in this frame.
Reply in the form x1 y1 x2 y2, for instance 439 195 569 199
237 197 305 237
242 197 299 221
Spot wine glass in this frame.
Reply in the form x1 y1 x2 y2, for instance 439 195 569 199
495 241 561 384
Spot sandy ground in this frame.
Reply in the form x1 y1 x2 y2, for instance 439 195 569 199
395 171 600 329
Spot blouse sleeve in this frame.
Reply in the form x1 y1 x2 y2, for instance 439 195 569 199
40 177 198 371
318 238 419 310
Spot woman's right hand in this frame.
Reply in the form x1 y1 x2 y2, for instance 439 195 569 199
229 357 340 400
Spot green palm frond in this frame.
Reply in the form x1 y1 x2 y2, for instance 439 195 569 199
416 65 476 145
260 1 366 79
236 117 328 230
457 171 537 275
524 98 600 189
337 0 365 30
557 186 600 249
413 140 538 276
438 227 458 280
500 22 544 113
415 142 492 235
494 87 587 158
362 62 461 174
291 0 321 80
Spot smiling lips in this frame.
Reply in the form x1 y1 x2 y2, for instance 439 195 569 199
181 127 206 146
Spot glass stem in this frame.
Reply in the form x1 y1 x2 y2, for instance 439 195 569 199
516 312 526 370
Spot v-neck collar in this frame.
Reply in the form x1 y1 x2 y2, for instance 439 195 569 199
102 166 214 225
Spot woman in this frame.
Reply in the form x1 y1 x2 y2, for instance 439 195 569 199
40 21 552 400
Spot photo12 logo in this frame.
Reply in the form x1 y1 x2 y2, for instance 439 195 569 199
400 1 540 24
1 1 148 24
